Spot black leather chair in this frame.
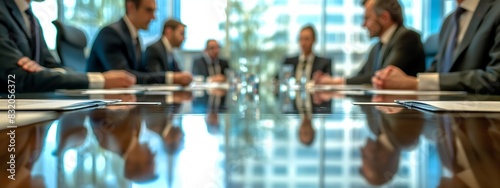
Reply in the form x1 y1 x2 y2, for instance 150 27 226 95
423 34 439 70
52 20 88 73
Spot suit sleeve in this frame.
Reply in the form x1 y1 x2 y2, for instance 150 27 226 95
346 49 375 84
142 44 163 72
439 22 500 94
323 58 332 75
92 27 166 84
0 17 89 92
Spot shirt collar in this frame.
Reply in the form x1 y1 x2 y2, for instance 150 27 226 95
460 0 479 13
14 0 30 13
380 24 397 45
203 52 215 64
299 53 315 63
161 36 174 53
123 15 138 41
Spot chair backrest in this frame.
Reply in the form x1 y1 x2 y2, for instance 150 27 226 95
52 20 88 73
423 34 439 69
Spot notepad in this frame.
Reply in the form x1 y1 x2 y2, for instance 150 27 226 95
0 99 120 111
0 111 59 130
395 100 500 112
313 84 371 91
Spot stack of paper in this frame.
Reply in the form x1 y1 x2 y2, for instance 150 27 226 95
395 100 500 112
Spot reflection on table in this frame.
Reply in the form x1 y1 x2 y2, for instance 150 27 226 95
1 86 499 188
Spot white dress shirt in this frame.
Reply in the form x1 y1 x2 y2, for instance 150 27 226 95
418 0 479 91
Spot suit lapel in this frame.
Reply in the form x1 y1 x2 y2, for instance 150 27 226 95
380 26 402 67
451 0 493 65
118 19 138 69
201 57 210 76
6 0 30 38
157 40 169 71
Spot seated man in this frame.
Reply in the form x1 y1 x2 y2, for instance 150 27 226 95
316 0 425 85
0 0 135 93
143 19 193 86
372 0 500 94
87 0 191 86
192 39 230 82
283 25 332 82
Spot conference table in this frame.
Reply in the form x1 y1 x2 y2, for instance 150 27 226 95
1 84 499 188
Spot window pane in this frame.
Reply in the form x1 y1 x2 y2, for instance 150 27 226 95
32 0 58 49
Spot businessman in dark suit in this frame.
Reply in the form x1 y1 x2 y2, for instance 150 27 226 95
192 39 230 82
315 0 425 85
373 0 500 94
87 0 191 86
283 25 332 82
0 0 135 93
142 19 193 86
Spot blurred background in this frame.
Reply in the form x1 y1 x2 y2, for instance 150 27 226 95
32 0 458 81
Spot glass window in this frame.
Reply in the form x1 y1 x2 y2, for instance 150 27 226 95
32 0 58 49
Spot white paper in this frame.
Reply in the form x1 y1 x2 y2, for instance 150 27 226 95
0 99 120 111
0 111 59 130
396 100 500 112
81 89 144 94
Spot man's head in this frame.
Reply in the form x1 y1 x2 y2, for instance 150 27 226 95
360 138 400 186
298 116 315 146
299 25 316 56
362 0 403 38
205 39 221 60
163 19 186 48
124 143 158 183
125 0 156 30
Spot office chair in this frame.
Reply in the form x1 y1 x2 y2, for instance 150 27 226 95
52 20 88 73
423 34 439 70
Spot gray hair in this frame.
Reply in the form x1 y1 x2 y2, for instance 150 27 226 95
363 0 404 25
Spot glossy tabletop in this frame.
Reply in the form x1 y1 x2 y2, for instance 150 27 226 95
1 85 499 188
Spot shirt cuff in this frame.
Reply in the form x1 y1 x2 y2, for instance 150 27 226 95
417 73 440 91
165 94 174 104
166 71 174 84
87 73 105 89
51 68 67 74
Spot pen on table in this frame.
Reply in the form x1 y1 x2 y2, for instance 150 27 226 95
108 102 162 105
351 102 401 106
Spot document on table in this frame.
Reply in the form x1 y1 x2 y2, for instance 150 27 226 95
0 111 60 130
366 90 467 95
57 88 144 95
395 100 500 112
0 99 120 111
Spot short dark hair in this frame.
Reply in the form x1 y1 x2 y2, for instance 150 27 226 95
300 25 316 40
162 19 186 35
362 0 404 25
125 0 142 14
205 39 218 50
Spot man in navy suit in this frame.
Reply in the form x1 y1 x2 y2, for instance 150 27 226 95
192 40 230 82
315 0 425 85
142 19 193 86
373 0 500 94
0 0 135 93
87 0 191 86
282 25 332 82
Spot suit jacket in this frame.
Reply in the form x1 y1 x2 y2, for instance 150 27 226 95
283 55 332 79
0 0 90 93
142 39 181 72
428 0 500 94
346 26 426 84
192 56 230 77
87 18 166 84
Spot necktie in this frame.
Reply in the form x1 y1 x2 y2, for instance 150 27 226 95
441 7 466 73
25 8 40 63
297 59 307 80
168 54 179 72
372 42 383 73
135 37 142 69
